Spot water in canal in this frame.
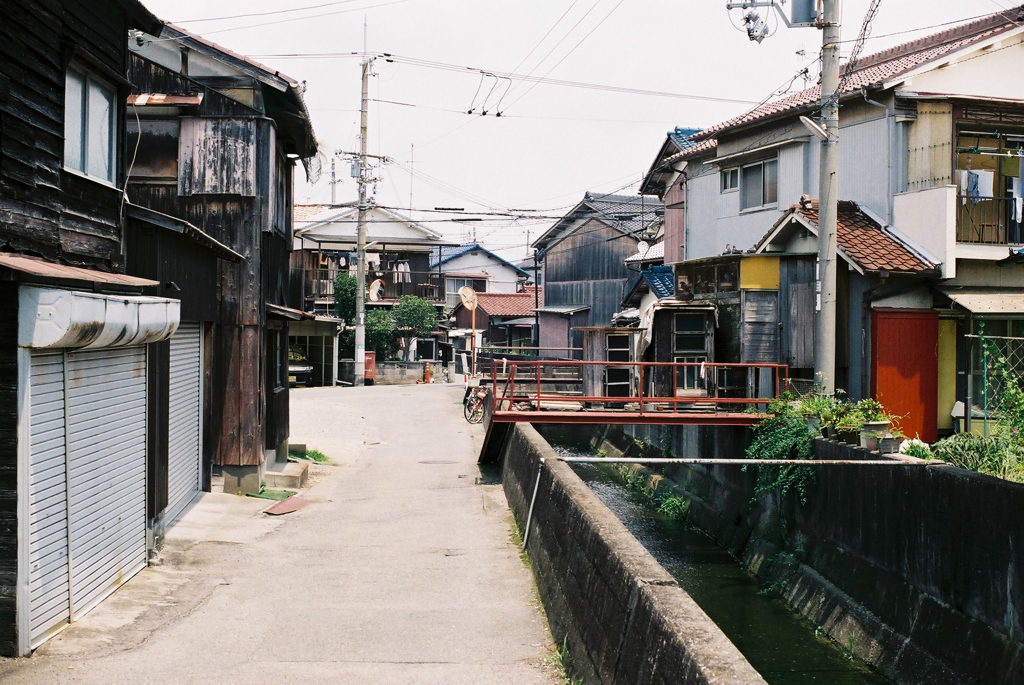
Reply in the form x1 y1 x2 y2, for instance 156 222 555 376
564 450 892 685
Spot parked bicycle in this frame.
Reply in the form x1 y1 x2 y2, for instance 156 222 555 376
463 381 488 424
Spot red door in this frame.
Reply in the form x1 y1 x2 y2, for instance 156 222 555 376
871 309 939 442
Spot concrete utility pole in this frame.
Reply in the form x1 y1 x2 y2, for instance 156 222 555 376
814 0 841 395
354 33 373 386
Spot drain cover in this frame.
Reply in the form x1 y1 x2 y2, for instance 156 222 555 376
419 460 458 465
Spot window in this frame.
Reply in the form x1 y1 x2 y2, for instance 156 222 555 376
65 66 116 183
674 313 706 354
720 168 739 193
606 334 633 398
740 158 778 210
446 277 486 309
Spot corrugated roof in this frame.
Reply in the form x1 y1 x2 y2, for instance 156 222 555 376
534 305 590 314
940 288 1024 314
625 241 665 264
694 8 1024 141
0 254 158 287
765 201 936 274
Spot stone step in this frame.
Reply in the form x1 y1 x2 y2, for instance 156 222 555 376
265 460 308 490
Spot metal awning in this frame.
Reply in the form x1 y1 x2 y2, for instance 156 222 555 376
0 254 157 288
127 204 244 262
500 317 537 327
534 305 590 315
267 303 315 320
940 289 1024 316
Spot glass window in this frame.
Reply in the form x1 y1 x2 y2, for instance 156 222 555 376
65 67 116 183
740 158 778 210
607 334 631 363
674 313 706 354
64 71 84 171
720 168 739 193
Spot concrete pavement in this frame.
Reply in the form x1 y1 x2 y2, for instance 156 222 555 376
0 383 558 684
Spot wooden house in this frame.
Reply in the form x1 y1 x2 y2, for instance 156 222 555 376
0 0 226 656
125 24 318 493
532 192 663 354
292 204 456 315
450 288 542 350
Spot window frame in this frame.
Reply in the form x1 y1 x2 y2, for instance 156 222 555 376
64 63 118 186
720 167 739 193
739 157 779 211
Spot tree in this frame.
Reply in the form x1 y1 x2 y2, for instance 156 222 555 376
391 296 439 360
366 309 398 359
333 273 358 322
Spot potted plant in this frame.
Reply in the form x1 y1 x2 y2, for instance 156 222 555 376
856 398 891 449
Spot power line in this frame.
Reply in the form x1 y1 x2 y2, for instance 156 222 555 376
252 51 762 105
199 0 414 36
173 0 366 23
502 0 629 113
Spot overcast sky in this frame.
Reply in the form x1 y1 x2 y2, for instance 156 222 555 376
141 0 1017 259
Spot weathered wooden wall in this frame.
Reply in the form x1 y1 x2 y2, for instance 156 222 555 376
0 281 18 656
0 0 138 270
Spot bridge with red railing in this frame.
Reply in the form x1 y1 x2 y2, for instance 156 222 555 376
483 359 788 425
475 358 789 463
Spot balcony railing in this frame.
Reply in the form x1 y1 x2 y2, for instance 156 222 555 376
296 268 444 304
957 195 1024 245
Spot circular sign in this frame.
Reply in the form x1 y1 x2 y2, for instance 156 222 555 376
458 286 478 310
369 279 386 302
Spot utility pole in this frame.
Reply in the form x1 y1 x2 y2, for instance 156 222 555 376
726 0 840 393
814 0 840 395
354 21 373 386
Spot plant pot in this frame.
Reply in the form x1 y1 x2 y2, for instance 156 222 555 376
878 435 901 454
806 417 821 434
860 420 891 450
837 429 859 445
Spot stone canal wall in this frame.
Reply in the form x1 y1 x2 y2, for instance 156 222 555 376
500 423 766 685
613 424 1024 685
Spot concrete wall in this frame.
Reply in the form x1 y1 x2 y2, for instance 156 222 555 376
617 425 1024 685
500 424 766 685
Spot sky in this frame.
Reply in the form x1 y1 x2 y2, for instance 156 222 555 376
140 0 1021 260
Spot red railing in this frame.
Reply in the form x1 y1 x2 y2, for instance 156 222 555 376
489 360 789 421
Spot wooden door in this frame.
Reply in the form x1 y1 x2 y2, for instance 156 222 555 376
871 309 939 442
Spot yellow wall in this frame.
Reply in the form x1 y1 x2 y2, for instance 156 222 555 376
740 256 780 290
937 319 957 431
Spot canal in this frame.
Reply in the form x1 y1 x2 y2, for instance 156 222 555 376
564 449 892 685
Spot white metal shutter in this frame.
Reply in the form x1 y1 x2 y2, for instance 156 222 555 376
28 351 70 646
65 347 148 618
166 323 202 524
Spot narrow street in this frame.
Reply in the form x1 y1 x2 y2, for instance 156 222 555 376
0 384 558 685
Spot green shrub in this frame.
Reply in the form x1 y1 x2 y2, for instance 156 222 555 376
932 432 1024 483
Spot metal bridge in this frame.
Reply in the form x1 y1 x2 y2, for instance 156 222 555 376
477 359 789 463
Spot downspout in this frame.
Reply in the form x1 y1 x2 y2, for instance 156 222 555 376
534 251 540 350
862 89 894 224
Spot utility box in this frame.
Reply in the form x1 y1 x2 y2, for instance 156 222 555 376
790 0 818 26
364 351 377 384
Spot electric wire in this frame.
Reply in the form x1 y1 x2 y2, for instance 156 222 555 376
174 0 366 23
199 0 414 36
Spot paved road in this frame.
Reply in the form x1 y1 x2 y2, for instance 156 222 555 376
0 383 557 684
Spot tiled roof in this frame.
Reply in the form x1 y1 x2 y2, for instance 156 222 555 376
667 127 704 152
664 138 718 165
472 289 544 317
625 241 665 264
583 192 664 236
780 200 936 274
695 8 1024 140
643 265 675 299
294 204 329 223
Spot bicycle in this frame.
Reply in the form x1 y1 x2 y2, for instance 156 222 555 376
463 383 488 424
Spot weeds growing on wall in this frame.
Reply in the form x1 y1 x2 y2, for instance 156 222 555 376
745 395 816 504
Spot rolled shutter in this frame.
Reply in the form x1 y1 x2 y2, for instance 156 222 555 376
166 323 202 525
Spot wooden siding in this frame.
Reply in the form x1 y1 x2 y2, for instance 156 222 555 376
663 181 685 264
0 282 18 655
178 118 256 196
871 309 939 442
740 290 780 363
544 220 637 283
0 0 136 270
779 258 816 369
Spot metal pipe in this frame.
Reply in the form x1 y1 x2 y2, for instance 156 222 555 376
558 457 933 466
521 458 545 552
